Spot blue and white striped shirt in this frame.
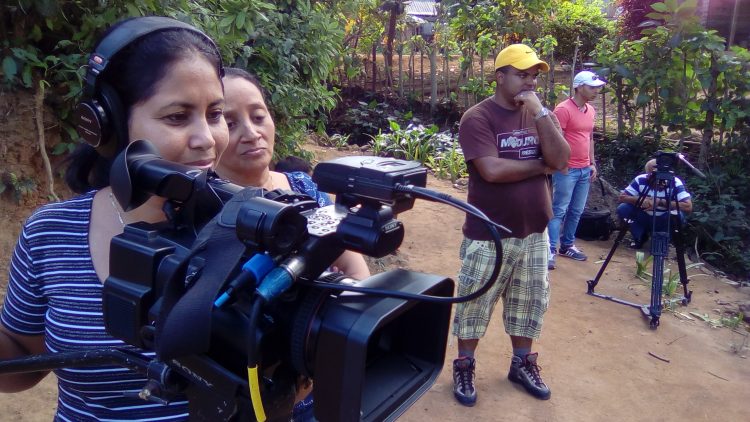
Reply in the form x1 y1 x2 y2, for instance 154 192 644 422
622 172 691 216
2 192 189 421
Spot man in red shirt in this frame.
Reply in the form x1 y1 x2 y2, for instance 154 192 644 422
547 71 605 270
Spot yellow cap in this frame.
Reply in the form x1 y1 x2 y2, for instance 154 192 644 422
494 44 550 72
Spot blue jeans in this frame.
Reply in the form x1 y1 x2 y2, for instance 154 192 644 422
616 203 686 243
548 167 591 251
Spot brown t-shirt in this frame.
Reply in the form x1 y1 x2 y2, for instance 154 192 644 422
459 97 554 240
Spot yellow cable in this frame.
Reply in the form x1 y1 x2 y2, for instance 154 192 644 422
247 366 266 422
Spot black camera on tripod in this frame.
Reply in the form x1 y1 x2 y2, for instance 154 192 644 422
654 150 678 172
587 150 704 329
99 140 455 421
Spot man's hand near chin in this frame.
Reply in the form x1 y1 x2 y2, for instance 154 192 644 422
513 91 543 115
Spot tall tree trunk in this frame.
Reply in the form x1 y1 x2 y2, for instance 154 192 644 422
420 49 424 102
34 81 58 201
398 51 404 97
430 42 438 115
570 35 580 98
700 52 720 167
616 77 625 135
601 88 606 135
384 6 398 88
444 50 450 98
350 32 361 89
409 47 415 96
479 52 485 96
614 37 624 135
546 51 555 107
728 0 740 48
371 43 377 93
456 51 464 106
467 50 475 105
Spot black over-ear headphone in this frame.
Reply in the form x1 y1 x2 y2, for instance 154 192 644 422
75 16 224 158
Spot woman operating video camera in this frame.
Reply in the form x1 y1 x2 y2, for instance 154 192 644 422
0 16 227 420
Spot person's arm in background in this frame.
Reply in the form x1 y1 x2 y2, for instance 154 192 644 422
618 191 638 206
589 132 598 180
0 230 49 392
518 91 570 170
619 189 659 211
303 177 371 280
472 156 551 184
0 327 48 392
469 101 570 184
677 197 693 213
651 196 693 213
618 175 655 209
330 251 370 280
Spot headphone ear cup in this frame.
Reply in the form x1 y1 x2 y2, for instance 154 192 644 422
75 97 109 150
74 82 128 159
96 82 128 158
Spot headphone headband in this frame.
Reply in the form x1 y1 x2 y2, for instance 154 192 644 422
84 16 224 97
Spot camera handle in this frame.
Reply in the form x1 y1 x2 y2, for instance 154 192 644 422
0 349 184 404
586 169 693 329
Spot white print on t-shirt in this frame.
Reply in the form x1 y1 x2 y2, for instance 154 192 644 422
496 128 541 160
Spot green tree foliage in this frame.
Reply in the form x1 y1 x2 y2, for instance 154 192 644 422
617 0 661 40
594 0 750 277
1 0 344 158
544 0 613 63
211 0 344 157
334 0 382 86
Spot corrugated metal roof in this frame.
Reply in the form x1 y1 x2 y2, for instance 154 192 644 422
405 0 437 17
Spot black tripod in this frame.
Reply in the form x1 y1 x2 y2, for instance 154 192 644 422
587 152 704 329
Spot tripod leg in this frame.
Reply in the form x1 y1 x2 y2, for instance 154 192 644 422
649 230 669 329
587 221 629 294
671 217 693 304
588 191 652 294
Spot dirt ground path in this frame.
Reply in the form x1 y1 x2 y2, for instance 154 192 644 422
1 145 749 421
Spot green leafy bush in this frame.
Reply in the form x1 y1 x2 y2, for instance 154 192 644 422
1 0 344 159
369 122 466 182
595 132 667 189
686 140 750 278
327 97 415 146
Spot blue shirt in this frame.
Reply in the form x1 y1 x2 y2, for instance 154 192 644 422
284 171 332 207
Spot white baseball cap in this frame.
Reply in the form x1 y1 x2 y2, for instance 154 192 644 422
573 71 606 88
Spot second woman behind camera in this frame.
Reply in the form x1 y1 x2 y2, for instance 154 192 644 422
216 67 371 280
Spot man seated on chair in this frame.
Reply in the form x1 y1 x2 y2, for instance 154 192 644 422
617 158 693 249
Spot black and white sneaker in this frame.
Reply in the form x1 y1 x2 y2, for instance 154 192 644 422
508 353 551 400
559 244 587 261
452 357 477 406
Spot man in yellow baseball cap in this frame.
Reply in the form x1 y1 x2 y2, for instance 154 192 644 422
494 43 550 72
451 43 567 406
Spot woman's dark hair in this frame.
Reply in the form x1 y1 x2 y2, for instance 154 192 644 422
273 155 311 174
223 67 271 107
65 21 223 194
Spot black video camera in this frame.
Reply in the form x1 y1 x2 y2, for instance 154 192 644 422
101 141 454 421
654 151 678 173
